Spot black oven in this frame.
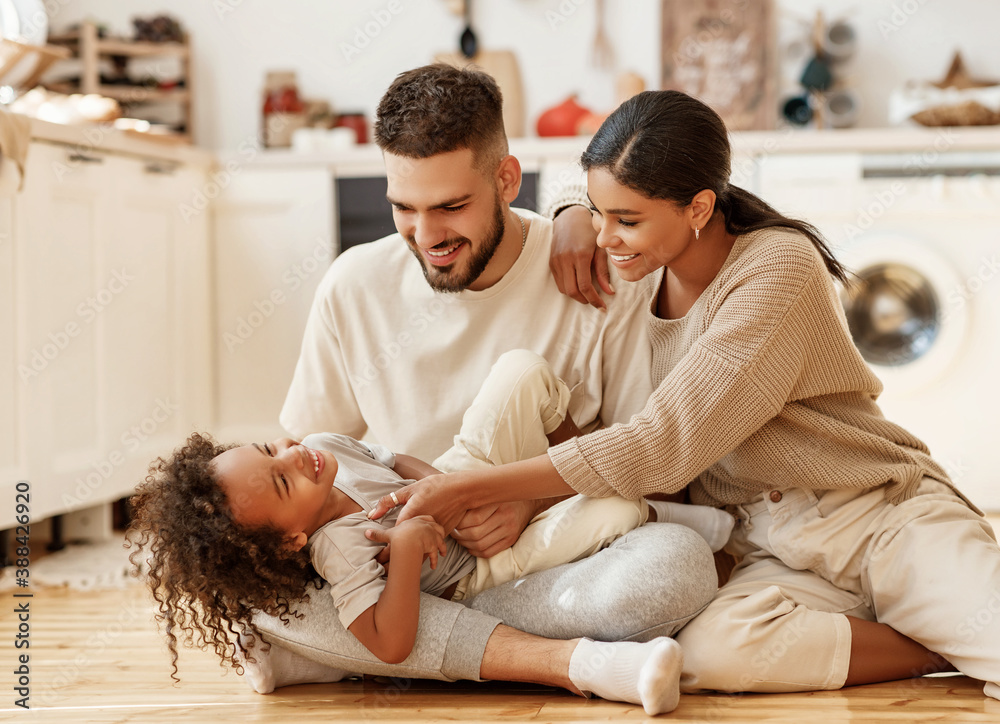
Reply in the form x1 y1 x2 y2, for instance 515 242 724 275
335 173 539 254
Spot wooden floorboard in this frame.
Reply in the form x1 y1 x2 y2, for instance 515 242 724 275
3 514 998 722
2 585 998 723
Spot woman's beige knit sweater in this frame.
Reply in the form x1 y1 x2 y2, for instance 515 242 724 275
548 227 957 508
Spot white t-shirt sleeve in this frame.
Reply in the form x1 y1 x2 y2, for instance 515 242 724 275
355 440 396 469
310 522 388 630
280 267 367 441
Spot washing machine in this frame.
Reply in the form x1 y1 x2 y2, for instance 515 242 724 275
757 149 1000 510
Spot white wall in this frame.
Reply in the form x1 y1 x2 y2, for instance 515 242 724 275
52 0 1000 150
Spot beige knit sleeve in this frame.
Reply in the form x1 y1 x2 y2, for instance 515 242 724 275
541 181 589 219
549 237 823 499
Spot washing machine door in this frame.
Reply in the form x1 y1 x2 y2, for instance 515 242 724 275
836 233 969 392
842 262 938 366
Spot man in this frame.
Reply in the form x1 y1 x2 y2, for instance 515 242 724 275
281 69 651 559
249 64 716 707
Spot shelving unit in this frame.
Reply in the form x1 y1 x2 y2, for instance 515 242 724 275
45 21 192 142
0 38 71 91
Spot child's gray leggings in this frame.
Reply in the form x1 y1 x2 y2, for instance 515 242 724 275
253 522 717 682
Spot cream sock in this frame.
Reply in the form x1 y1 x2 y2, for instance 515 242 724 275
237 634 348 694
568 637 683 715
646 500 735 552
986 682 1000 700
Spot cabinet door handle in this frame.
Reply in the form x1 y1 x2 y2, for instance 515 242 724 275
67 153 104 164
144 162 179 175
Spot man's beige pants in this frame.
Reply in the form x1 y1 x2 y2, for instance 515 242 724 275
432 349 648 601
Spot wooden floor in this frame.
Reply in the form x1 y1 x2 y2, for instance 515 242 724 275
1 584 998 723
4 513 1000 722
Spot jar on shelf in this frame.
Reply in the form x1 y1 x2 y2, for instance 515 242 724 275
333 111 368 144
263 70 308 147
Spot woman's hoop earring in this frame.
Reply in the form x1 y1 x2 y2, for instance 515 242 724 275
695 227 700 240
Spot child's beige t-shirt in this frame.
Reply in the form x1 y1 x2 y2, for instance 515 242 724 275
304 433 476 630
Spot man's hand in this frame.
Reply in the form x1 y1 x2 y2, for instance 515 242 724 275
550 205 612 309
368 473 471 534
452 500 539 558
365 515 448 569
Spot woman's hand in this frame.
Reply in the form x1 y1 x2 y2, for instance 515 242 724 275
365 515 448 569
550 205 613 309
452 500 539 558
368 473 472 534
369 457 576 549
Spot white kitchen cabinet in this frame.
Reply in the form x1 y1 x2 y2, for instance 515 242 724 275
0 141 212 529
212 167 334 443
0 194 23 500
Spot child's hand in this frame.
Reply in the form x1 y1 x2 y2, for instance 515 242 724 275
366 515 448 569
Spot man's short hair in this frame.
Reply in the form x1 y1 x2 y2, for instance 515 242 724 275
374 63 508 173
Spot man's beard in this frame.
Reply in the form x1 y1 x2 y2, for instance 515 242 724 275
408 199 505 293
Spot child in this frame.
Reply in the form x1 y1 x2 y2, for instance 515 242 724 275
128 349 731 713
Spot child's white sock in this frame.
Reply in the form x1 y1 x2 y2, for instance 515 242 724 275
985 682 1000 700
568 637 683 715
646 500 734 552
237 634 348 694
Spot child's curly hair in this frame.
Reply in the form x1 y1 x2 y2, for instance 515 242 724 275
126 432 320 681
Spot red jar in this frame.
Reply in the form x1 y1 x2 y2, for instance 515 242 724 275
334 112 368 144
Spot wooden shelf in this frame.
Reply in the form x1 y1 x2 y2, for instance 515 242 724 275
45 81 190 104
51 34 189 58
99 85 190 103
0 38 72 90
45 21 193 142
96 38 188 57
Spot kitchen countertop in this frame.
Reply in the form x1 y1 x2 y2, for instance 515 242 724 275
26 117 1000 171
232 125 1000 173
28 117 214 166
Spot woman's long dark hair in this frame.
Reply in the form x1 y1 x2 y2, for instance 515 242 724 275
581 90 848 284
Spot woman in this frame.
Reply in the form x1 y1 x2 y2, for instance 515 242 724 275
371 90 1000 699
